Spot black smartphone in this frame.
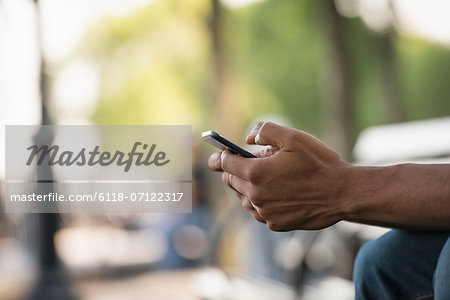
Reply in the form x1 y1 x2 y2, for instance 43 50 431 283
202 130 256 158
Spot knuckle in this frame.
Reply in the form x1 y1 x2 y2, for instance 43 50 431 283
257 122 271 140
286 130 296 141
220 150 235 173
260 121 274 132
256 216 266 223
267 221 286 232
221 172 230 186
220 152 229 171
228 173 234 186
253 212 266 223
208 153 221 170
242 200 252 211
256 207 269 219
267 221 278 231
284 130 298 147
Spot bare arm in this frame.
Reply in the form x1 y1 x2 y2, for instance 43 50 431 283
344 163 450 231
208 122 450 231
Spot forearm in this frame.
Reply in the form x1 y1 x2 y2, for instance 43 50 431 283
343 163 450 231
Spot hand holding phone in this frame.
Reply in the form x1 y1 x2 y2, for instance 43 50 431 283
202 130 256 158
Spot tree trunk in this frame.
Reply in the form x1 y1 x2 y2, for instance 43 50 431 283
379 0 404 123
321 0 354 161
210 0 240 138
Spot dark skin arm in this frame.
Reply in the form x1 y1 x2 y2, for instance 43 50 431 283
208 122 450 231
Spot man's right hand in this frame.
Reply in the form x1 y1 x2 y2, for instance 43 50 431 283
208 122 352 231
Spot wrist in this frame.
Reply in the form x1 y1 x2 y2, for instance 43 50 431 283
338 164 400 223
335 165 359 221
338 165 382 221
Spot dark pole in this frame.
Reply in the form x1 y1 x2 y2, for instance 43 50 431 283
28 0 75 299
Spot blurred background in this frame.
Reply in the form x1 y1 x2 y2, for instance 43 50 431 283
1 0 450 299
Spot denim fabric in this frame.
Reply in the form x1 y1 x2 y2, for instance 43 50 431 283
354 230 450 300
433 237 450 299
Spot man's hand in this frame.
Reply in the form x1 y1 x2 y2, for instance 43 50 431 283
208 122 352 231
209 122 450 232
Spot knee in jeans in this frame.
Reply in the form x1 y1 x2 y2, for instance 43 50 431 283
354 238 389 284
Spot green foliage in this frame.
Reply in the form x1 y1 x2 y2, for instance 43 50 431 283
81 0 212 129
398 37 450 120
80 0 450 143
223 0 325 133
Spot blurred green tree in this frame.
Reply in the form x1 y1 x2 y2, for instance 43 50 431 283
78 0 450 159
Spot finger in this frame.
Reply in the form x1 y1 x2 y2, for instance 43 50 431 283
234 188 255 212
222 171 233 188
230 182 247 203
220 150 257 181
250 211 266 223
254 146 280 158
245 202 266 223
227 178 263 222
222 171 251 196
235 190 246 201
230 185 266 223
246 122 291 149
208 152 222 171
221 173 246 203
241 197 256 211
245 122 263 145
240 197 265 223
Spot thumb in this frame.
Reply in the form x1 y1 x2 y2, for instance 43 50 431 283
246 122 290 148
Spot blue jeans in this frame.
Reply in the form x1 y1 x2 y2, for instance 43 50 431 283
354 230 450 300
